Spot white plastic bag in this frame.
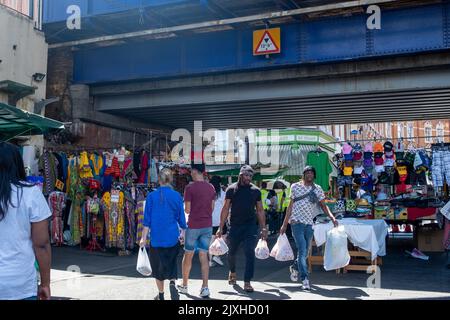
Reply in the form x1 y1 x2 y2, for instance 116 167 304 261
440 200 450 220
270 234 294 261
255 239 270 260
323 226 350 271
209 237 229 256
136 247 152 276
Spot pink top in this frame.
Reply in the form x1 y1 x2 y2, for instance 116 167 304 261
342 143 352 155
364 142 373 153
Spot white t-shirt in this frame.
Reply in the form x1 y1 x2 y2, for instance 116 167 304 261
0 185 51 300
212 190 226 227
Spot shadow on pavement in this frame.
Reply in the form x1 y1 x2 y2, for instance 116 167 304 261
309 286 370 300
279 284 369 300
218 284 291 300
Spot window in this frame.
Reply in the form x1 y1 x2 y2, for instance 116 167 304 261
397 122 404 139
407 122 414 142
425 122 433 143
437 122 445 143
385 122 392 139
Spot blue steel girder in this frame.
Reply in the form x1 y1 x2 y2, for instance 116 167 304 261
199 0 237 19
70 2 450 85
274 0 300 10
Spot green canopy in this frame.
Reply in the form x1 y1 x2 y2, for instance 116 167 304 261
0 103 65 141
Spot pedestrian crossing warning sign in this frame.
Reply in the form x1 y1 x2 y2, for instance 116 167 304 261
253 28 281 56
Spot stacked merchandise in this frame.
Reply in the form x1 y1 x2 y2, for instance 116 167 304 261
334 139 439 221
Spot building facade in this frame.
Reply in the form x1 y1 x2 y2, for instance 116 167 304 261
334 120 450 149
0 2 48 172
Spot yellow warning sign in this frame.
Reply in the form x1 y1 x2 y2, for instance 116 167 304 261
253 28 281 56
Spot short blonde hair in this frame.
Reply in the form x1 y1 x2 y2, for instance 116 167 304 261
159 168 173 185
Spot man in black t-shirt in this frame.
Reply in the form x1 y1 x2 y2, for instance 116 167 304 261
216 165 267 293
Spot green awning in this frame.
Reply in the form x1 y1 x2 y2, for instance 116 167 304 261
0 103 65 141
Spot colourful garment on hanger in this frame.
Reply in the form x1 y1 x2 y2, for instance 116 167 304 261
103 191 125 249
38 151 58 196
89 153 104 180
67 156 82 200
86 195 101 241
48 192 66 246
306 151 332 191
70 192 83 245
135 200 149 247
116 192 126 249
79 152 94 179
138 152 149 183
104 156 120 178
121 159 135 184
124 196 136 250
101 192 112 247
59 153 69 192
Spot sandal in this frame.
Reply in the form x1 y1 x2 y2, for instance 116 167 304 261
244 283 254 293
228 272 237 285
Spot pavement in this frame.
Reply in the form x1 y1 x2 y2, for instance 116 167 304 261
50 237 450 300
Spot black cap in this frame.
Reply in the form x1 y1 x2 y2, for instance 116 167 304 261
191 163 205 173
303 165 316 178
384 141 394 152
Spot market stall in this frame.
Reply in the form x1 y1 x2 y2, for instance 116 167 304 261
307 138 449 272
29 145 191 254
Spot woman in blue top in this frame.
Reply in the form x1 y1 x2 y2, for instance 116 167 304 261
140 168 187 300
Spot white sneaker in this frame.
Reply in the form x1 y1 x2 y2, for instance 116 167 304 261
200 287 210 298
209 260 216 267
176 284 188 294
289 265 298 282
212 256 224 266
302 279 311 291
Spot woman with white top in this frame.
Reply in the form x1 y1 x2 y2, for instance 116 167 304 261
0 142 52 300
209 176 227 267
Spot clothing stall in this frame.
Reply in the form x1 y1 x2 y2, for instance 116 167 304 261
29 145 192 255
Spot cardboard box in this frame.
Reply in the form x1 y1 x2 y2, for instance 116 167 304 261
417 227 445 252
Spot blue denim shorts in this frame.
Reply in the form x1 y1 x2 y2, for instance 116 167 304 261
184 227 213 252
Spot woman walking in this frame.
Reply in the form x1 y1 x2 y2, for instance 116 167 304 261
140 169 187 300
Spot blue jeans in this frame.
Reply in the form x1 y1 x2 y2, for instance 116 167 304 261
184 227 212 252
227 224 257 282
291 223 314 281
23 296 38 300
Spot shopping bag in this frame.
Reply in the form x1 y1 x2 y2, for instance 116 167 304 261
209 237 229 256
136 247 152 276
440 200 450 220
270 234 294 262
255 239 270 260
323 226 350 271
